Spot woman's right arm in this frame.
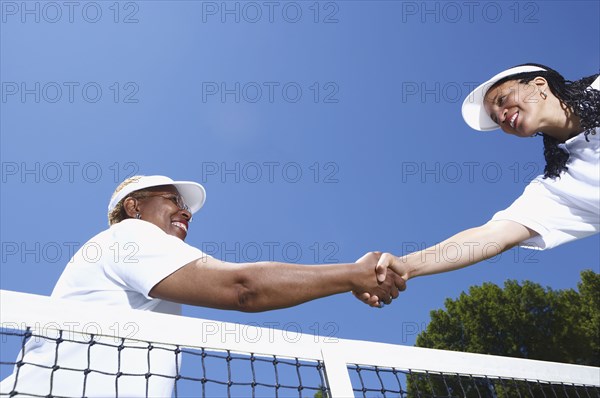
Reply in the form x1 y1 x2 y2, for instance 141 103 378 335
149 252 405 312
377 220 537 281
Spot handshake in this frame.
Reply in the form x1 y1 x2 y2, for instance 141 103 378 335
352 252 407 309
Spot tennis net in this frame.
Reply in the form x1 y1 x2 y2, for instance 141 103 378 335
1 289 599 397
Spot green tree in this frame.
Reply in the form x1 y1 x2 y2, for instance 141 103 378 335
407 270 599 397
312 384 328 398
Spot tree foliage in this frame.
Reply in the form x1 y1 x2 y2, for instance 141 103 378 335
407 270 599 397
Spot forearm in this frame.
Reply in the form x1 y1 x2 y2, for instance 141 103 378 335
234 261 364 312
401 221 533 280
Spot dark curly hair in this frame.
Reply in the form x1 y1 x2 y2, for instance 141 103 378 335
490 63 599 179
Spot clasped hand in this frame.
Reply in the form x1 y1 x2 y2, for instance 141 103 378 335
352 252 406 308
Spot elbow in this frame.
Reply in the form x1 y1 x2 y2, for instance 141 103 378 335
233 281 263 313
227 263 277 312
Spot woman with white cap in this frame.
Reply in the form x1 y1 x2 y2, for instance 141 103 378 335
370 63 599 285
1 175 405 397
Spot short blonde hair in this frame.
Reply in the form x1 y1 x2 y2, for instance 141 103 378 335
107 176 146 226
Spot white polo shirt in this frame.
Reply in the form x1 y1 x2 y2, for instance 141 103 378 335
1 219 206 397
491 76 600 249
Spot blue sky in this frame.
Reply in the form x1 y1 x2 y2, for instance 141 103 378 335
1 0 599 388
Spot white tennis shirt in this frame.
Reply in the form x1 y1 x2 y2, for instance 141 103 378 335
491 77 600 249
1 219 206 397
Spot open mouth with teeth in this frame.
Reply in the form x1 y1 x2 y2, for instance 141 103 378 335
171 221 188 233
509 112 519 129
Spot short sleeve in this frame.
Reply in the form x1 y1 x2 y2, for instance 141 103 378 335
103 219 207 298
491 180 599 250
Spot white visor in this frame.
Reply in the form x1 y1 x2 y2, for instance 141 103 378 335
108 175 206 214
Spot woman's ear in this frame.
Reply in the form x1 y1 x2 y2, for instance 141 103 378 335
533 76 548 90
123 197 140 219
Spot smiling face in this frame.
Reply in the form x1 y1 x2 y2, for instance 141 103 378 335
483 77 549 137
124 185 192 240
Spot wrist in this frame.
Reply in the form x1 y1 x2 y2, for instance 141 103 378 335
350 260 374 292
399 254 418 280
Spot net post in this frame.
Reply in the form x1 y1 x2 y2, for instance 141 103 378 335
321 344 353 397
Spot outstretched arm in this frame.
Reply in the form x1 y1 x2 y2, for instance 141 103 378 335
377 220 537 281
149 252 406 312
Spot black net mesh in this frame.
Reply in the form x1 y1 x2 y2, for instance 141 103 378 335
348 364 600 398
0 327 329 398
2 326 599 398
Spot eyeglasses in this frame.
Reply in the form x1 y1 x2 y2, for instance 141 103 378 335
139 193 192 217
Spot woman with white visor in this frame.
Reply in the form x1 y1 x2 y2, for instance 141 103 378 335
368 63 599 286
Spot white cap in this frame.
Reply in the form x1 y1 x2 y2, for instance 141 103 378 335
108 175 206 214
461 65 547 131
